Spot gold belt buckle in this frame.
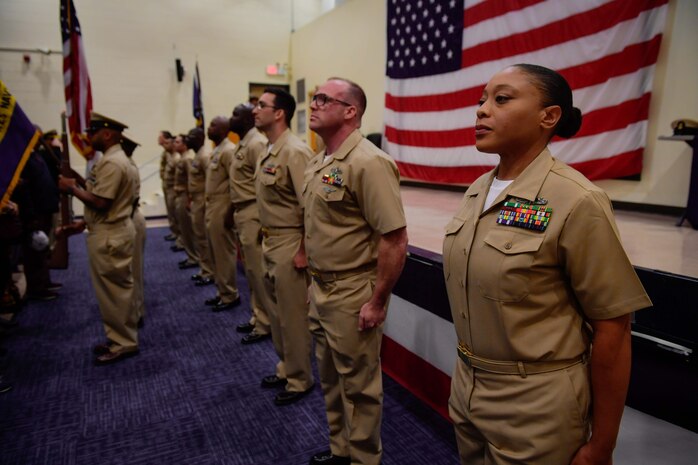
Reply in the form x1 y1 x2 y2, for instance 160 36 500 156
458 344 472 367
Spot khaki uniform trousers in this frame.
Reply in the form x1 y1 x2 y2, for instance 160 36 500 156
449 356 591 465
165 185 182 246
190 192 214 279
132 209 146 321
309 270 383 465
233 203 271 335
205 195 239 303
262 230 313 391
175 191 198 263
86 221 139 353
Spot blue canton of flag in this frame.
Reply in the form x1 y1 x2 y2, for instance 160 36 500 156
386 0 463 79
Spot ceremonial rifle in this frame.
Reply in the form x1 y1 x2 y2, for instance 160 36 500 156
48 113 73 269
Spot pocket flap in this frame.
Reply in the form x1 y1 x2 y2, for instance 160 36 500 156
484 228 544 254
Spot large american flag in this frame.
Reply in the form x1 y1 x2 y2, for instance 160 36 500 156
384 0 669 184
60 0 93 157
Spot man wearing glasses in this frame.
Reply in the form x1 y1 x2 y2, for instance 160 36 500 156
58 112 141 365
253 88 315 406
304 79 408 465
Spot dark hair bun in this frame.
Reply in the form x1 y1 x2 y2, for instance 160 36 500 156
556 106 582 139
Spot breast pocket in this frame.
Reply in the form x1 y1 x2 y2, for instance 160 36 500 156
477 228 544 302
443 216 466 281
259 171 279 187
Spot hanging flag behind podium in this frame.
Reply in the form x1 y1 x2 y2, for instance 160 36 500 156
0 80 41 208
384 0 669 184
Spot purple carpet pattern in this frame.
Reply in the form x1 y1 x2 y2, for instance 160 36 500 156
0 226 458 464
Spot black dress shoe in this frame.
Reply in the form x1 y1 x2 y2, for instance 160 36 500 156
46 282 63 291
236 322 255 333
170 245 184 252
274 385 315 406
204 296 221 306
260 375 287 388
93 343 112 355
179 261 198 270
195 277 214 286
241 331 271 345
94 349 139 366
164 233 176 241
191 273 203 281
212 297 241 312
27 290 58 301
309 451 350 465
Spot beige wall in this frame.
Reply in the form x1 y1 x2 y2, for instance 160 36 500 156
0 0 320 216
290 0 698 209
290 0 386 137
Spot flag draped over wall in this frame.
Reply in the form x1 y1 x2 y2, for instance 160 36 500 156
61 0 93 157
0 80 40 208
384 0 669 184
193 62 204 128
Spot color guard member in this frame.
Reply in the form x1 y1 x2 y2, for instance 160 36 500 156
58 112 140 365
121 135 146 328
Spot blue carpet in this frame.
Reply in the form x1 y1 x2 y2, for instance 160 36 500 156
0 226 458 464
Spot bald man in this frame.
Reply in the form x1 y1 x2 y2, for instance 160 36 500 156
226 103 272 344
203 116 240 311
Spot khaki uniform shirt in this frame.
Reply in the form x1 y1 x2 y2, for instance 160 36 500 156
128 157 141 200
255 129 313 228
443 149 651 362
188 145 210 195
230 128 267 206
303 130 406 272
84 144 137 227
164 151 180 189
159 150 167 182
205 138 235 197
174 150 192 193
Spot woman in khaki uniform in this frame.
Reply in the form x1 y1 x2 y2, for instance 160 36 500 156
443 65 651 465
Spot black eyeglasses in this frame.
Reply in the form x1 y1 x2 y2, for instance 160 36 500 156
256 101 277 110
312 93 352 108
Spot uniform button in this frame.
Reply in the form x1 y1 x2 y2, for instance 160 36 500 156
504 242 512 250
460 312 466 318
459 279 464 288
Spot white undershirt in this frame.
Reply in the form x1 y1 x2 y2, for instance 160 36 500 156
483 177 513 212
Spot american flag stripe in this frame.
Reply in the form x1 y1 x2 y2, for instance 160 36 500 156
385 120 648 167
61 0 93 157
386 65 654 133
385 0 668 184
